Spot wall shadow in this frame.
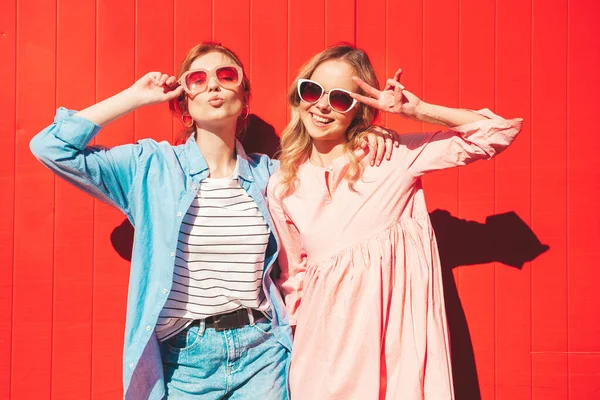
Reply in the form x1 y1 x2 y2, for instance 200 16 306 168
239 114 281 159
430 209 549 399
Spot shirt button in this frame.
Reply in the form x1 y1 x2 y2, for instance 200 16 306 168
170 252 175 257
190 169 196 174
163 288 168 294
146 326 151 331
328 166 334 172
129 363 134 369
177 212 182 217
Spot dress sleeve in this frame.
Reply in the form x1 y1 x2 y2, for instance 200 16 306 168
400 109 523 177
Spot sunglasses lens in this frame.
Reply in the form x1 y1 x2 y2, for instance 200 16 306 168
185 71 208 93
216 66 240 87
299 81 323 103
329 90 354 112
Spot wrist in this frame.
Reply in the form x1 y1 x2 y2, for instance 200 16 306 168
122 86 148 109
415 101 432 122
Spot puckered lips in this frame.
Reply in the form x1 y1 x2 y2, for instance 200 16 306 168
208 95 224 107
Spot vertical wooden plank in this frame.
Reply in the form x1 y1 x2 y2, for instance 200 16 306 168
456 0 496 398
213 0 250 72
356 0 386 126
210 0 252 148
12 0 56 398
386 0 423 134
422 0 459 214
93 0 135 397
174 0 212 64
422 3 460 375
251 0 288 137
569 354 600 400
567 3 600 397
495 0 533 398
52 0 96 398
136 0 174 144
173 0 212 143
288 0 325 82
212 0 251 146
532 354 568 400
567 0 600 350
531 0 568 399
326 0 355 46
0 0 16 397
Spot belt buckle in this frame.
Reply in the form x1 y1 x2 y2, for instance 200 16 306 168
213 312 239 331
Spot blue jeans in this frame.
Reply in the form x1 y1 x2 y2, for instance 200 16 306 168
160 317 290 399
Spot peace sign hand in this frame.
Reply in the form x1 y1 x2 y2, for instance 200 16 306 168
350 68 422 120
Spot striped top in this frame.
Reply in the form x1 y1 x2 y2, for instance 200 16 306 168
156 167 270 341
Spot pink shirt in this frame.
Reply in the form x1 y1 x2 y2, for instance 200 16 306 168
269 109 522 324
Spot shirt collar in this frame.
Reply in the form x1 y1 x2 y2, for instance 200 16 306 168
184 135 254 182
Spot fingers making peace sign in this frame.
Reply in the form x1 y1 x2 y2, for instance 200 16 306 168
350 68 422 120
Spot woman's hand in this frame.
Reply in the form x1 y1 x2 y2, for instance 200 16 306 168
359 126 400 166
129 72 184 107
351 68 422 120
74 72 184 127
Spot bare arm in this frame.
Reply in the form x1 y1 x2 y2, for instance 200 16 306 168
75 72 182 126
414 102 487 127
352 68 488 128
350 68 522 176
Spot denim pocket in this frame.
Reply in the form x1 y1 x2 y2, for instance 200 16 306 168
251 318 274 336
166 322 203 352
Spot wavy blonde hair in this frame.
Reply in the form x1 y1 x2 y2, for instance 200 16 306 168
278 44 380 197
169 42 251 144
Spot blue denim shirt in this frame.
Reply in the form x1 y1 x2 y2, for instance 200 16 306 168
30 108 292 400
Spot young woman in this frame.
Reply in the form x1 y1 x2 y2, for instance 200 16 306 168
268 44 523 399
30 42 393 399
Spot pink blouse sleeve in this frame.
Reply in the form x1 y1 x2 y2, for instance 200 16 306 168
400 109 523 176
267 177 307 326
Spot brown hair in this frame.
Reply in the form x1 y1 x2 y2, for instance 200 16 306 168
277 44 380 197
169 42 251 144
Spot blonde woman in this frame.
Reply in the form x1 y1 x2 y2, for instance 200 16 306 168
268 44 523 399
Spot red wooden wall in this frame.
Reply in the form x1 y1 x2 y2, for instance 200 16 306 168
1 0 599 398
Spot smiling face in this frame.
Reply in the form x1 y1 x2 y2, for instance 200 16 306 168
298 59 360 145
185 51 245 129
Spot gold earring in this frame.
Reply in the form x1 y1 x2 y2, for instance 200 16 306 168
181 113 194 128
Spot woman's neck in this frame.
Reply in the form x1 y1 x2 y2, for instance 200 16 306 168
309 140 346 168
195 124 237 179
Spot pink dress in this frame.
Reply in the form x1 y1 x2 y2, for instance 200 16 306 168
267 110 522 400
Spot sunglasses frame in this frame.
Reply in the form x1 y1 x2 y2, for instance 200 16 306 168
297 78 358 113
178 64 244 96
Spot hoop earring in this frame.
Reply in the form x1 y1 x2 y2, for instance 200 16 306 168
240 105 250 120
181 113 194 128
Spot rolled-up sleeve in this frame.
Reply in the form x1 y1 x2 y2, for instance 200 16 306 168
30 107 142 215
402 109 523 176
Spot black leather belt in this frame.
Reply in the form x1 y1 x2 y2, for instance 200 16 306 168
204 309 264 331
